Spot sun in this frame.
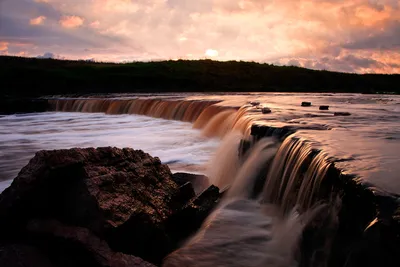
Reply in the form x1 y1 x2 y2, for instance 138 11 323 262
205 49 219 58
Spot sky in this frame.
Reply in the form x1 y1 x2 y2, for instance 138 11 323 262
0 0 399 73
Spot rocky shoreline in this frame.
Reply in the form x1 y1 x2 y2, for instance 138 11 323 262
1 144 400 267
0 147 220 267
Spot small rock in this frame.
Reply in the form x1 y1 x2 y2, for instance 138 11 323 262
249 101 260 106
319 105 329 110
301 102 312 107
261 107 272 114
172 173 211 195
334 112 351 116
165 185 220 244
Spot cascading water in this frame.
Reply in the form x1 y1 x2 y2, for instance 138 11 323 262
49 98 256 138
163 134 336 267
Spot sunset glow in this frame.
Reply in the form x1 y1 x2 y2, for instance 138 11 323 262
1 0 399 73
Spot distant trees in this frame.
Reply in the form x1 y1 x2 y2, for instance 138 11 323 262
0 55 399 97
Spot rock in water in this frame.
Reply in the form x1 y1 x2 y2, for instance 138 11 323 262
261 107 272 114
301 102 312 107
334 112 351 116
172 173 211 195
319 105 329 110
0 147 215 264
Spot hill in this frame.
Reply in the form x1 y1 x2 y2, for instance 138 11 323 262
1 56 399 97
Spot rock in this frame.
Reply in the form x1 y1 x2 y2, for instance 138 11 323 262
0 244 54 267
0 147 221 265
261 107 272 114
301 102 312 107
27 219 155 267
249 101 260 106
172 173 211 195
334 112 351 116
319 105 329 110
0 147 180 264
165 185 220 245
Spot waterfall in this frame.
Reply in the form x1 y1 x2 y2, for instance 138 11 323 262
163 135 336 267
49 98 255 137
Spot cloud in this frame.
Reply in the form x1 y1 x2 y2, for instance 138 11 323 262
30 16 46 25
1 0 399 73
0 42 8 51
205 49 219 58
90 20 100 28
59 15 85 28
37 52 64 59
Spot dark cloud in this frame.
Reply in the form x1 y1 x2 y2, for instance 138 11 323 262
342 20 400 50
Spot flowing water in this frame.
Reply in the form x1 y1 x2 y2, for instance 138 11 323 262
1 92 399 266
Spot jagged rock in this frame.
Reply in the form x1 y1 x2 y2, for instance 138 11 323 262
334 112 351 116
301 102 312 107
0 147 221 265
0 244 54 267
26 219 155 267
0 147 179 264
319 105 329 110
172 172 211 195
165 185 220 245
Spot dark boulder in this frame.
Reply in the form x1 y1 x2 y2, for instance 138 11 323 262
172 172 211 195
165 185 220 245
0 147 222 265
301 102 312 107
26 219 156 267
261 107 272 114
319 105 329 110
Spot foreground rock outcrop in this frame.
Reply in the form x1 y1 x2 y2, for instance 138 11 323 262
0 147 220 266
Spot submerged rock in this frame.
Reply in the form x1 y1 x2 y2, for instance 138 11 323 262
334 112 351 116
0 147 221 265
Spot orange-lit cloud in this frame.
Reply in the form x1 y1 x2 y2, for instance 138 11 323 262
30 16 46 25
0 42 8 51
2 0 400 73
59 15 84 28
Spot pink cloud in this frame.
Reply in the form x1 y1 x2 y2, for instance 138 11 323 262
90 20 100 28
0 42 8 51
30 16 46 25
59 15 84 28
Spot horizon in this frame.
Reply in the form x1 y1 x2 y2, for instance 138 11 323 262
1 0 399 74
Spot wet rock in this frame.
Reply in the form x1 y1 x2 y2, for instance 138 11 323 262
261 107 272 114
249 101 260 106
0 147 180 264
172 172 211 195
27 219 155 267
0 244 54 267
319 105 329 110
301 102 312 107
334 112 351 116
165 185 220 245
0 147 221 265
